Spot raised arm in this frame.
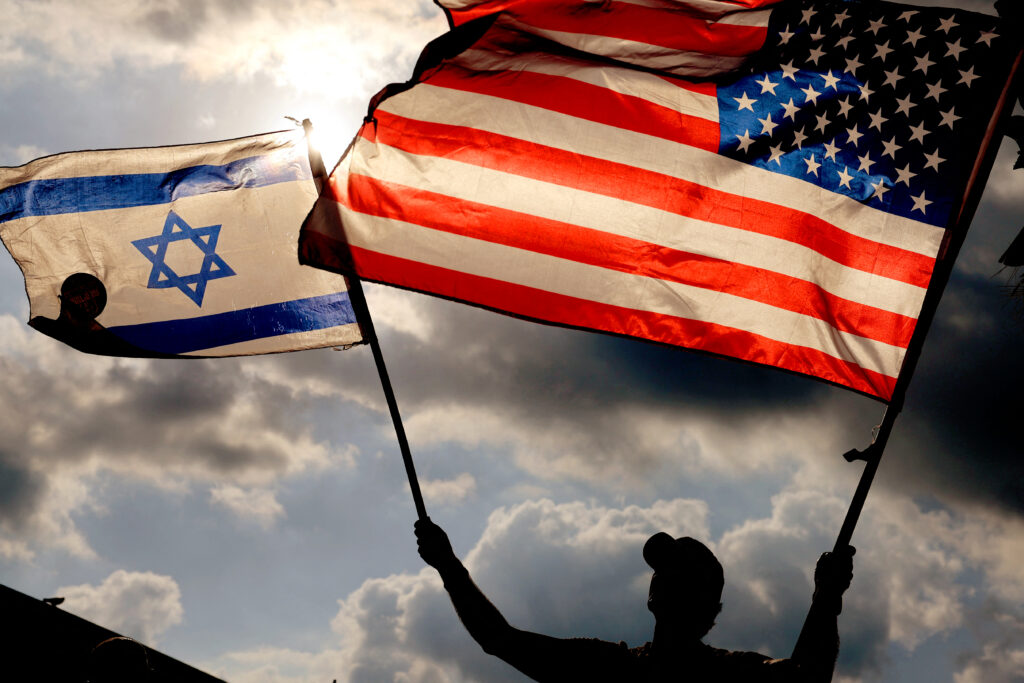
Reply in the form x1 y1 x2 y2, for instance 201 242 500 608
789 545 856 682
414 518 629 682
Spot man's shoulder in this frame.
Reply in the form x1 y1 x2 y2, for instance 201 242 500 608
703 643 800 675
563 637 634 654
704 643 772 663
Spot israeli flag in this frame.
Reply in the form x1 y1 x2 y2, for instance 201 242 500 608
0 128 362 357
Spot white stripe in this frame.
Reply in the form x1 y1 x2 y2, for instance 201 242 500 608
349 137 926 318
0 129 304 183
377 84 945 257
453 47 720 123
338 207 905 379
717 8 773 27
188 323 362 356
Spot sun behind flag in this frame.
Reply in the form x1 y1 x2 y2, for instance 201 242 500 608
0 128 363 357
300 0 1020 401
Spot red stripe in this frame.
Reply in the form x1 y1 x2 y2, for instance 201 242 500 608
426 65 720 152
447 0 782 24
345 173 917 348
447 1 775 55
328 237 896 399
365 110 936 289
510 4 767 56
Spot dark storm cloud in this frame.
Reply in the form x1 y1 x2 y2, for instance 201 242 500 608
140 1 211 43
338 289 823 422
261 289 843 488
0 453 44 530
0 330 354 553
885 270 1024 513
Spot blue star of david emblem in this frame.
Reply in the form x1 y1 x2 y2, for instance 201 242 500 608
132 210 235 307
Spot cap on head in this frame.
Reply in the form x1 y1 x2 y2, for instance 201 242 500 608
643 532 724 598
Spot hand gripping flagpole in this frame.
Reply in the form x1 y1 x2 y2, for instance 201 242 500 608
792 48 1023 657
300 119 429 521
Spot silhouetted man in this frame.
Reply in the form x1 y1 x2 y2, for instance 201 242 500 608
416 518 854 682
29 272 171 357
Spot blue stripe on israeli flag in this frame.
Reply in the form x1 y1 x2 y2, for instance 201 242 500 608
108 291 357 355
0 153 311 224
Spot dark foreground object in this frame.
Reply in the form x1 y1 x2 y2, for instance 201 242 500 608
0 582 223 682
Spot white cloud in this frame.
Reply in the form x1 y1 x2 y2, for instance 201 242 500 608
0 144 48 165
197 483 1024 682
0 0 447 101
57 569 184 645
210 484 287 529
404 396 855 494
947 509 1024 604
367 285 437 343
0 314 360 558
211 497 710 682
955 641 1024 683
420 473 477 505
206 646 347 683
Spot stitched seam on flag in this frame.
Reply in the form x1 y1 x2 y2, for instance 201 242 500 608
335 206 905 378
343 144 927 319
377 83 945 258
106 292 357 355
343 241 895 399
362 110 935 289
0 154 312 224
345 172 916 348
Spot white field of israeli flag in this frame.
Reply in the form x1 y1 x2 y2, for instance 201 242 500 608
0 128 362 357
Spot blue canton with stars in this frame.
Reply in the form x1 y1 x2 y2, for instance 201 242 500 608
717 0 1014 228
132 210 236 306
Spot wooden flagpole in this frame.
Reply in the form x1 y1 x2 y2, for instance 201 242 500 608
300 119 428 521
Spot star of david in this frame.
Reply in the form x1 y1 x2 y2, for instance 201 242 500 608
132 210 235 306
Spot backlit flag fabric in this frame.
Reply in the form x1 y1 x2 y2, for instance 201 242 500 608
1 129 362 357
300 0 1021 400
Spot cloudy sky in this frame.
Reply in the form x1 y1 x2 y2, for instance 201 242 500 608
1 1 1022 681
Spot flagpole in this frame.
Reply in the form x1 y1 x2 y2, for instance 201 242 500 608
791 49 1023 660
300 119 429 521
829 49 1022 553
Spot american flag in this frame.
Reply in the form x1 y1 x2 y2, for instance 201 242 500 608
301 0 1020 401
